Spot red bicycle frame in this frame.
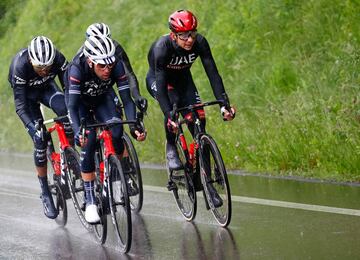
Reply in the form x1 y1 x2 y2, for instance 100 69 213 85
43 117 72 179
82 119 138 184
97 129 116 183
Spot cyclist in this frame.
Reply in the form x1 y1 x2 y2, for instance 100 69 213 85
8 36 72 219
146 10 236 207
76 22 148 113
66 35 146 223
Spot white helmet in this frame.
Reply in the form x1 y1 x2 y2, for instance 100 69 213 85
86 23 111 38
83 35 115 64
28 36 56 66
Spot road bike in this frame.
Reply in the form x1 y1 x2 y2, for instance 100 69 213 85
81 116 142 253
166 95 232 227
37 115 80 226
42 116 93 232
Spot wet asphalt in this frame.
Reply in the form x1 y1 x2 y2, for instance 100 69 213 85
0 153 360 259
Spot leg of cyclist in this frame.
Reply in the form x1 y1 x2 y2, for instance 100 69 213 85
27 94 58 219
41 81 74 145
80 128 100 223
146 71 182 170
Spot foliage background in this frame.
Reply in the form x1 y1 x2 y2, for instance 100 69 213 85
0 0 359 181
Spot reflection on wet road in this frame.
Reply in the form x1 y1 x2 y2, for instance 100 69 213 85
0 153 360 259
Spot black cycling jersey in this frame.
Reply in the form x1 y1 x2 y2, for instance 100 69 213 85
8 48 68 128
65 51 136 135
74 39 141 99
113 40 141 99
146 33 225 115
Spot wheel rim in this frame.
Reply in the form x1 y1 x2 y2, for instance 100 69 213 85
123 134 143 213
166 141 197 221
200 135 231 227
65 148 93 231
108 155 131 253
52 184 67 226
93 194 107 244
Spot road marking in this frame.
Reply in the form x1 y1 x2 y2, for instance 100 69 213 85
1 171 359 217
143 185 360 217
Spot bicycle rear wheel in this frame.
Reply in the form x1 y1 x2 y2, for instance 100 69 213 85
122 133 143 213
64 147 93 231
108 155 132 253
50 182 67 226
165 141 197 222
199 134 231 227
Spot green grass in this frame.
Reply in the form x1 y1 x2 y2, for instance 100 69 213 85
0 0 359 182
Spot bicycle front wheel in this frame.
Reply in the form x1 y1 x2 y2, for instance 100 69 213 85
64 147 93 231
199 134 231 227
122 133 143 213
165 141 197 222
108 155 132 253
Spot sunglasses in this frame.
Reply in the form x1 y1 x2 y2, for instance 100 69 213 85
176 30 197 41
95 62 116 70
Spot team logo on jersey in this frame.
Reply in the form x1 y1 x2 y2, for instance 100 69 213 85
84 79 112 96
167 53 197 70
14 75 26 85
28 73 56 87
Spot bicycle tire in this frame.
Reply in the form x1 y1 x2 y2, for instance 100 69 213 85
199 134 231 227
122 133 143 213
92 193 108 245
108 155 132 253
165 141 197 222
50 182 67 226
64 147 93 232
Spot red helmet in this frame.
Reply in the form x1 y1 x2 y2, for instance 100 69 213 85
168 10 197 33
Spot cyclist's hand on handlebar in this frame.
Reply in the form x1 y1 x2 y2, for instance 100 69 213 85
165 106 178 133
221 106 236 121
166 117 178 133
130 126 147 142
75 131 89 147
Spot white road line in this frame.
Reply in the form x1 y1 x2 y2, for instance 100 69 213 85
1 173 359 217
143 185 360 217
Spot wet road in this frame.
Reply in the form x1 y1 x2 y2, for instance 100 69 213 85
1 153 360 259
